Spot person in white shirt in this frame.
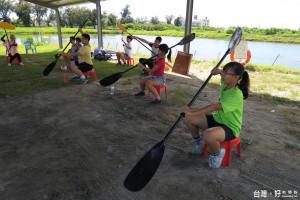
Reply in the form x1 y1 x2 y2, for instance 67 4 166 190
116 36 133 66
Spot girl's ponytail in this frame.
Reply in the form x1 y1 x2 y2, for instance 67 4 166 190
167 49 172 62
238 71 250 99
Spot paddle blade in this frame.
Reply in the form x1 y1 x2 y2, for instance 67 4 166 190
228 27 242 54
99 72 123 86
43 60 57 76
177 33 195 46
116 22 127 33
124 140 165 192
0 22 15 30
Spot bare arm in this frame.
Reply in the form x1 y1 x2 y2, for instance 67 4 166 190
181 103 223 116
138 63 159 73
133 36 149 44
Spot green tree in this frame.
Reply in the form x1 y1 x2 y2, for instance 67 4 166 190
32 4 48 26
13 0 32 27
135 17 147 25
0 0 13 22
120 4 133 24
45 9 56 27
165 15 174 24
107 13 117 27
150 16 160 24
174 16 182 27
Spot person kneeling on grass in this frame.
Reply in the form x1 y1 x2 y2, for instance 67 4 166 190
134 44 171 104
181 62 250 168
61 28 93 85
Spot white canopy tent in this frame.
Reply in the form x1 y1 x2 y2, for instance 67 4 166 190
24 0 194 53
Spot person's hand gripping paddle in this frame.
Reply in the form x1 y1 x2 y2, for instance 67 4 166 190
99 33 196 87
123 27 242 192
42 14 91 76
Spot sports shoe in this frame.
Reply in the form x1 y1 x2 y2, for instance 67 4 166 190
19 62 24 65
70 75 80 81
80 78 88 84
134 91 145 96
8 63 11 66
115 62 122 66
150 98 161 104
123 63 127 66
189 138 205 155
209 147 226 168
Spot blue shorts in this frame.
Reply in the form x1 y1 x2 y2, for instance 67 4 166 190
151 75 166 86
124 53 130 59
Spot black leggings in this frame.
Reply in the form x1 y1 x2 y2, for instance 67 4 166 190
8 53 21 63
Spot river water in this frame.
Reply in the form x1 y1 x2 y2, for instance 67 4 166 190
15 34 300 70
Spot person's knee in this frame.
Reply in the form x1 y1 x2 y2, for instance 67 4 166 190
203 129 215 144
183 114 192 125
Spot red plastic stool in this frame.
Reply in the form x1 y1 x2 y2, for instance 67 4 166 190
203 136 241 167
6 55 20 64
148 83 168 98
126 57 134 65
84 69 97 80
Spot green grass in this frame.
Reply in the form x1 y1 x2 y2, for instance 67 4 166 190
284 142 300 150
0 43 140 98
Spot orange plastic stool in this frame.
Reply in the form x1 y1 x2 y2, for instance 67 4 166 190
126 57 134 65
164 62 170 70
148 83 168 98
203 136 241 167
6 55 20 64
84 69 97 80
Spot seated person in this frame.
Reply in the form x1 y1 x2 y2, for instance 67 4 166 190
1 34 24 66
134 44 171 104
61 28 93 84
116 36 133 66
133 36 162 75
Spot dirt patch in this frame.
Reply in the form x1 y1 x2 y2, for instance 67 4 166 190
0 66 299 199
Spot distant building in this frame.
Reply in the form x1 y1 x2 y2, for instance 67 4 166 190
200 17 210 27
181 16 210 27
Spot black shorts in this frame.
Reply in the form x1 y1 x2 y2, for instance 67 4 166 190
76 62 93 72
206 114 236 142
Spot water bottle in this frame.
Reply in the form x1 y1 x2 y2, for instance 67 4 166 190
110 84 114 95
64 75 68 84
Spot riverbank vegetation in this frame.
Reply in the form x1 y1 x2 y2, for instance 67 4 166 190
0 44 299 106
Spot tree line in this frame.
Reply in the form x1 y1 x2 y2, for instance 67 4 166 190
0 1 183 28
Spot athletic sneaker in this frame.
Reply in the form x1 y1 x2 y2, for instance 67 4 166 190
19 62 24 65
209 147 226 168
123 63 127 66
115 62 122 66
80 78 88 84
190 138 205 155
70 75 80 81
150 98 161 104
8 63 11 66
134 91 145 96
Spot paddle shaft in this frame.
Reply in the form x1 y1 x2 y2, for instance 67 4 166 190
163 48 230 144
4 29 10 54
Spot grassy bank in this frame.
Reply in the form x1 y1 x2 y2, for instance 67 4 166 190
0 44 299 106
2 27 300 44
